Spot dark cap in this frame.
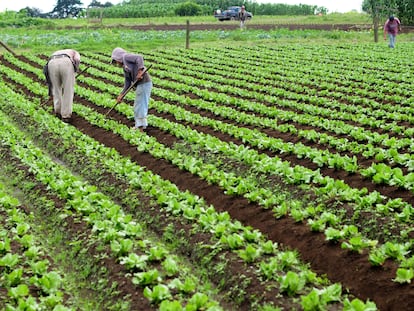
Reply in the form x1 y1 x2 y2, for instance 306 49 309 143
389 15 394 21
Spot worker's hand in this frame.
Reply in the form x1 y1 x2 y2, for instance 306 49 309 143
116 94 124 103
136 69 144 81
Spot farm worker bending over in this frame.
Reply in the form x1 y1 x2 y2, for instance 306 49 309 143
383 15 401 48
44 49 80 123
111 47 153 132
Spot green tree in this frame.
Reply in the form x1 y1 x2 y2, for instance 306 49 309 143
88 0 113 8
21 7 43 17
51 0 84 18
362 0 398 42
315 6 328 15
395 0 414 24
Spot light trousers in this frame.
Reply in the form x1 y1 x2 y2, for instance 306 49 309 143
134 81 153 128
48 57 75 119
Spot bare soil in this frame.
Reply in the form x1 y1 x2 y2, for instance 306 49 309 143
87 22 414 33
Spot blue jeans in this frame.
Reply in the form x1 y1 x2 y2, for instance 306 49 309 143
134 81 152 128
388 34 397 48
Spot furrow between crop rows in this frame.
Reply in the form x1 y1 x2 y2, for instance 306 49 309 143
1 43 414 310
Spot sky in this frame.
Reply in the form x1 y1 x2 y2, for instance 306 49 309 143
0 0 117 13
0 0 363 14
257 0 363 13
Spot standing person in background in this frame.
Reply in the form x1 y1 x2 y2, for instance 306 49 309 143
111 47 152 132
44 49 80 123
383 15 401 48
238 5 247 29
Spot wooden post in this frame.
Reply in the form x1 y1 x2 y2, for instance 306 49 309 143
87 7 103 24
373 15 379 43
99 8 103 24
186 20 190 49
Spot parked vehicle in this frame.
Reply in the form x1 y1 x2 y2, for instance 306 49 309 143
214 6 253 21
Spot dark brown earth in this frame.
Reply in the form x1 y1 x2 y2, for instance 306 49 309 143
86 22 414 33
1 27 414 309
129 23 372 32
71 79 414 311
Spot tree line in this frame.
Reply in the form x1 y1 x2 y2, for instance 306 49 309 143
2 0 413 26
10 0 323 19
362 0 414 26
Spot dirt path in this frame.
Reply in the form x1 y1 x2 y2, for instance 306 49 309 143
81 22 414 33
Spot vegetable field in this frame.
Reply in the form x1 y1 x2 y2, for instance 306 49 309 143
1 42 414 310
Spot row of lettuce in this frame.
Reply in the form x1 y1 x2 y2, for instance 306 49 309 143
81 49 414 282
55 47 414 275
0 182 72 310
11 49 414 281
2 75 374 310
0 51 382 309
79 45 414 280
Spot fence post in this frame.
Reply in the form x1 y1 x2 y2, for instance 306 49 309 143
186 20 190 49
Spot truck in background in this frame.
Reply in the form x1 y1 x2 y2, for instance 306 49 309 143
214 6 253 21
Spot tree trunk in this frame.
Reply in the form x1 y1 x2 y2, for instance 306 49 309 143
373 15 379 42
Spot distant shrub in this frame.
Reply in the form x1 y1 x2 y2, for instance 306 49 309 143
0 17 53 28
175 2 202 16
